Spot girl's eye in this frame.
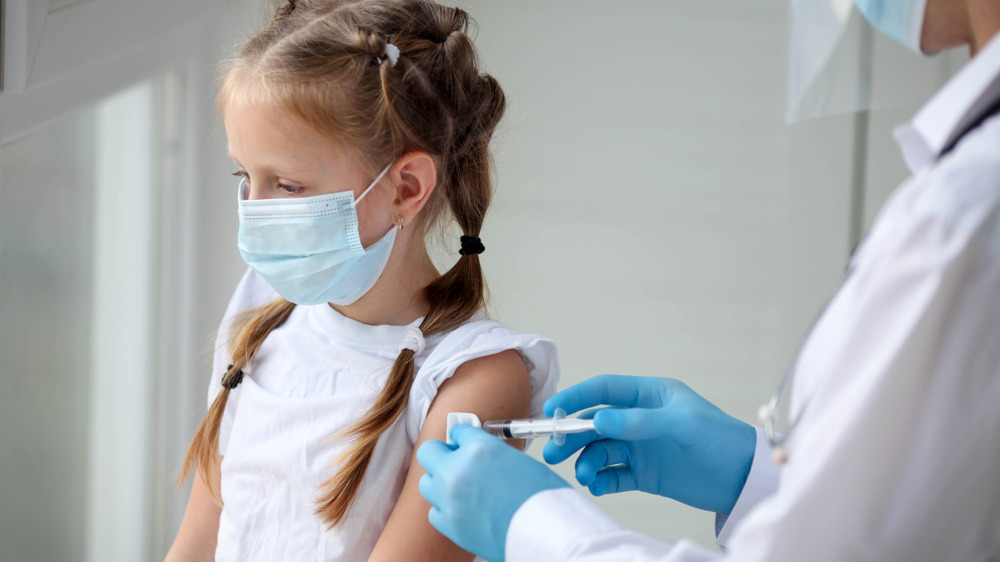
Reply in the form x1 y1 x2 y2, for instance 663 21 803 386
230 171 303 196
277 183 304 195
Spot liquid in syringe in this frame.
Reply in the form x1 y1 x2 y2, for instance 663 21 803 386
481 408 595 445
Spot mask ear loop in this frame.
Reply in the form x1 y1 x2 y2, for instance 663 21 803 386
350 163 393 208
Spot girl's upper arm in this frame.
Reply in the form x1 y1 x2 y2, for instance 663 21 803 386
165 470 222 562
368 349 533 562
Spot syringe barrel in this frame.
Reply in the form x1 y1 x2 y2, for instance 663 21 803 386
481 418 595 440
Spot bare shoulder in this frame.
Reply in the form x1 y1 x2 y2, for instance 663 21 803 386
367 351 531 561
431 349 532 422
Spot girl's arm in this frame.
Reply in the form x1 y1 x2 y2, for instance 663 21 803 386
369 349 532 562
164 469 222 562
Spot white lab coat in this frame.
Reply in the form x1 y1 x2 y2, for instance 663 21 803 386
505 32 1000 562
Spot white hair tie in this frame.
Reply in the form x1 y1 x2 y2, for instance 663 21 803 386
399 326 425 354
379 43 400 68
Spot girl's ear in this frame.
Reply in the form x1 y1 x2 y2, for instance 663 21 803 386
391 151 438 226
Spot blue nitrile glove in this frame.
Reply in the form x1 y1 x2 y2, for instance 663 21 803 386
543 375 756 515
417 424 570 562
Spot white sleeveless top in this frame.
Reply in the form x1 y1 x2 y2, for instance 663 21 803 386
207 269 559 561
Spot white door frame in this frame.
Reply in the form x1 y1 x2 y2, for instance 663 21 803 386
1 1 261 557
1 0 224 144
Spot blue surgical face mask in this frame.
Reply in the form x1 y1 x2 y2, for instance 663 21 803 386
854 0 929 52
237 163 396 306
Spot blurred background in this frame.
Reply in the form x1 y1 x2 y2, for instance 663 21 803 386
0 0 966 559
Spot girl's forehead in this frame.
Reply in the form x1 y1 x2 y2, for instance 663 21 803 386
219 72 380 177
225 96 339 159
224 92 301 134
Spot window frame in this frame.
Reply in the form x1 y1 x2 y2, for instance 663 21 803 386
1 1 264 557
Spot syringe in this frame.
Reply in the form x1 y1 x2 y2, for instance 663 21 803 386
482 408 595 445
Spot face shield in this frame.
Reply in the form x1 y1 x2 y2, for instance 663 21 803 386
787 0 965 122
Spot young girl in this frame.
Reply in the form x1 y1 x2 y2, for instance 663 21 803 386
165 1 558 560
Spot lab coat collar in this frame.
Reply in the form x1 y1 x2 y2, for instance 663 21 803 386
895 31 1000 172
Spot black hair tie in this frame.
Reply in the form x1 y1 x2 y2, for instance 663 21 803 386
459 235 485 256
222 364 244 389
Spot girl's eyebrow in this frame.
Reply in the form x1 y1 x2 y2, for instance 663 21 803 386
224 150 311 186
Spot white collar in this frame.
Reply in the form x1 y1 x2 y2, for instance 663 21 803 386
894 31 1000 172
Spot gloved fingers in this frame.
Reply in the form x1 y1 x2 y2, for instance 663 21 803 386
542 428 602 464
589 465 638 496
541 407 609 463
427 505 452 539
418 472 443 508
593 405 684 442
450 423 501 447
575 440 631 486
416 438 454 475
544 374 664 417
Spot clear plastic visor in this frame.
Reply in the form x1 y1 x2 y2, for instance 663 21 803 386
787 0 964 122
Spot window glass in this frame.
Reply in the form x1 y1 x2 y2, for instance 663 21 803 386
0 78 158 561
0 97 97 562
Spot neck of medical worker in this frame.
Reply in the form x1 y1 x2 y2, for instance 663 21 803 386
966 0 1000 55
924 0 1000 55
330 229 439 327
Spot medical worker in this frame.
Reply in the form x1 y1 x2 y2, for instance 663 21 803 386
417 0 1000 559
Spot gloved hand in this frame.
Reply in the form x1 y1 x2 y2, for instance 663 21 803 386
543 374 756 515
417 424 570 562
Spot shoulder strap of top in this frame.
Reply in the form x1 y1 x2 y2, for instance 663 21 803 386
939 73 1000 159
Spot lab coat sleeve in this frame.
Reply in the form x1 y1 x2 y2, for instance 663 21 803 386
505 427 780 562
714 427 781 549
506 488 720 562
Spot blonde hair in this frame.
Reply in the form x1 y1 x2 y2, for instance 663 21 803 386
179 0 506 528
